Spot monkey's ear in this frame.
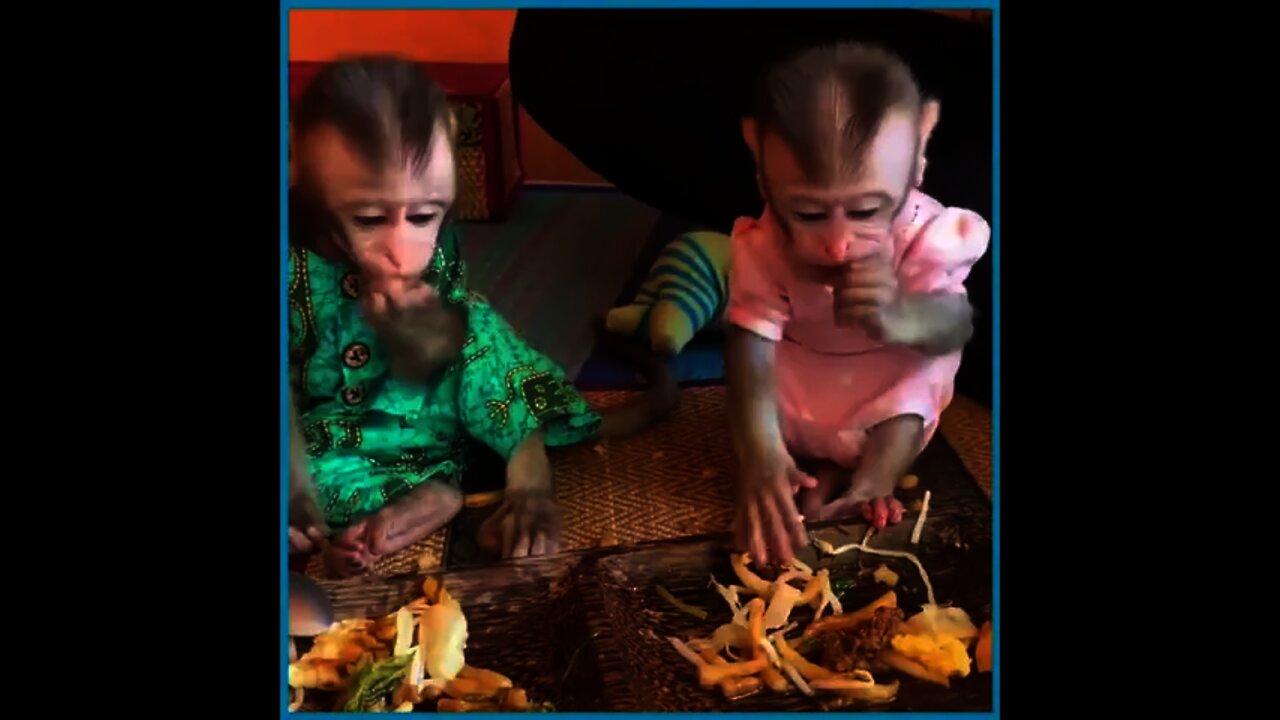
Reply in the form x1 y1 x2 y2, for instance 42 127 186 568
447 107 460 145
919 99 941 152
741 117 761 167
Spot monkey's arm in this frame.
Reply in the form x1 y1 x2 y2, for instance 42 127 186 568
455 297 600 465
723 218 792 463
892 207 989 356
883 292 974 355
726 325 783 463
288 394 328 535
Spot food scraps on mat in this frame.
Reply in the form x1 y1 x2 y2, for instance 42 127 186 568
288 577 552 712
663 531 991 706
910 490 931 545
657 584 709 620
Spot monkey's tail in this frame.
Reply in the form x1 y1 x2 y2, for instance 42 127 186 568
593 353 682 439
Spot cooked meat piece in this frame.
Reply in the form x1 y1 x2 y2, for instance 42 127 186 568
817 606 905 672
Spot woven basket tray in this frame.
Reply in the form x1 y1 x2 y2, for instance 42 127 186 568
299 499 992 711
591 519 992 711
307 553 609 711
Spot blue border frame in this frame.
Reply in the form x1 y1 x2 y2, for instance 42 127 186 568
279 3 293 718
280 2 999 717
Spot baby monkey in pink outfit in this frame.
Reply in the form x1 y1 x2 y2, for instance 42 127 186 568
728 43 990 564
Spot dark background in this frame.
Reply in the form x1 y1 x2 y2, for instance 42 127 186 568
511 8 993 406
64 5 1161 713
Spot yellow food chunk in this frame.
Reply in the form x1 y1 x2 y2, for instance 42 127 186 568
873 565 899 586
890 633 971 678
975 621 992 672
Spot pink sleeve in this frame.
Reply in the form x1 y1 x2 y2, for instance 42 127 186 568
726 217 790 342
897 208 990 295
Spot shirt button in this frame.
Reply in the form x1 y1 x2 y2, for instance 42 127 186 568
341 385 365 406
341 273 360 299
342 342 371 369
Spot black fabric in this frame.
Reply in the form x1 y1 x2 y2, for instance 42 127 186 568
509 8 993 406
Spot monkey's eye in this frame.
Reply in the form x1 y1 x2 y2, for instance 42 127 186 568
793 211 827 223
846 207 880 220
352 215 389 229
407 213 438 227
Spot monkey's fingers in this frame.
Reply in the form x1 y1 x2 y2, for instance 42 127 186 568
362 292 391 323
887 497 905 526
786 466 819 491
838 266 896 291
291 494 329 535
499 508 520 559
834 285 896 309
835 305 887 333
508 503 537 559
334 521 370 553
530 532 548 557
732 502 751 555
398 281 438 309
769 483 806 560
289 528 317 554
870 497 889 530
746 500 769 566
477 502 511 555
763 499 794 566
324 544 371 578
813 495 863 523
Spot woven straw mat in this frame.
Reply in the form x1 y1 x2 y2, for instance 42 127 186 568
937 394 992 497
552 387 740 552
304 385 991 577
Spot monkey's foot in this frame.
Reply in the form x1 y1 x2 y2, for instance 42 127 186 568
364 482 465 558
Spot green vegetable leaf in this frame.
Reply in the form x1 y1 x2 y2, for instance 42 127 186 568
830 577 854 598
656 584 708 620
341 654 414 712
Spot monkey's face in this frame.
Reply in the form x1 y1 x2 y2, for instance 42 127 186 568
759 110 918 269
297 123 456 307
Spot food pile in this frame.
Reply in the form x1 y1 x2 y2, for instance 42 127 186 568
664 531 992 707
288 577 551 712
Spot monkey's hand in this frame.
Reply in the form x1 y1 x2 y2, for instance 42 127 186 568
478 432 562 559
833 252 898 335
876 292 974 355
833 257 972 354
478 487 563 559
733 445 812 566
812 486 905 529
289 476 330 554
813 415 921 528
363 278 467 383
289 402 330 554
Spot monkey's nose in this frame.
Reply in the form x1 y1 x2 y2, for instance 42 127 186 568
382 246 404 272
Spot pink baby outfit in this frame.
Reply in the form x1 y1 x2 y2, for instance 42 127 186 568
727 190 990 468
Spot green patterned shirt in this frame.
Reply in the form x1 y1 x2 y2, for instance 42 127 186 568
288 225 600 527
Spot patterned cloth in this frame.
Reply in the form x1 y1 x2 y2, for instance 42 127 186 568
288 224 600 528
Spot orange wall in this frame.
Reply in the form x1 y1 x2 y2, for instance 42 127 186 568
289 9 605 185
289 10 516 63
289 8 987 62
